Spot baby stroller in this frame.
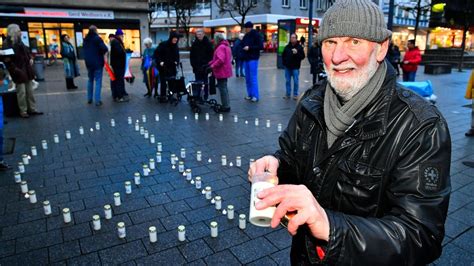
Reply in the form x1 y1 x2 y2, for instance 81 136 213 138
186 73 222 113
166 62 188 105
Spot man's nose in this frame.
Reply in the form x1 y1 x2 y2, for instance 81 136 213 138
331 43 349 66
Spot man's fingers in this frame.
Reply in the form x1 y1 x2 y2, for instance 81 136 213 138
287 210 309 235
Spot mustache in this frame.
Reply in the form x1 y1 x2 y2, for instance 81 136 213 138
329 64 358 71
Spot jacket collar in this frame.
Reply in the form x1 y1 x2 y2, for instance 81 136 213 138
300 61 397 141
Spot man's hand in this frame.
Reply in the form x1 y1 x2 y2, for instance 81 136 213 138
243 46 249 51
255 184 330 241
248 155 279 182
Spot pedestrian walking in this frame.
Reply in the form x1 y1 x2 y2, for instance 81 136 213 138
141 37 158 98
401 39 421 81
2 23 44 118
154 31 180 103
209 33 232 112
242 21 263 102
232 33 245 77
83 25 108 106
387 42 401 75
110 29 129 102
60 34 80 90
249 0 451 264
190 29 213 94
308 40 323 85
282 33 305 99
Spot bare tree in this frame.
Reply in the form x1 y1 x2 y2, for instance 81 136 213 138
214 0 270 29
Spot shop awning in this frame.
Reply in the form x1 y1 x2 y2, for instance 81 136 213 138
203 14 320 27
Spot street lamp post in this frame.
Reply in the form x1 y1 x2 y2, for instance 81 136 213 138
308 0 314 47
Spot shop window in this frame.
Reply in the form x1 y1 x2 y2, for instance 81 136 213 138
300 0 307 9
60 23 74 28
43 23 60 28
282 0 290 8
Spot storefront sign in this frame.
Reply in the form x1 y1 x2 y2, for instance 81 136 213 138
0 7 114 20
296 18 319 27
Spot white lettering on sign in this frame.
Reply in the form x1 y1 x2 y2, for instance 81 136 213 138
0 7 114 20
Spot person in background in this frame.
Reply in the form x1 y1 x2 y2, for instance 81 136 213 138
282 33 305 100
190 29 213 91
242 21 263 102
60 34 80 90
249 0 451 264
387 42 401 76
299 35 306 48
401 39 421 81
232 33 245 78
109 29 128 102
308 40 323 85
3 23 43 118
141 37 158 98
209 32 232 112
154 31 180 103
0 63 11 170
83 25 108 106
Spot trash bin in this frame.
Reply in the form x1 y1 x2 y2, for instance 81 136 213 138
33 55 45 81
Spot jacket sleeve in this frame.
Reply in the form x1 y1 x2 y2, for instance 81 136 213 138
210 47 224 69
408 51 421 65
298 45 306 61
281 46 288 68
190 44 196 68
98 39 108 56
310 117 451 265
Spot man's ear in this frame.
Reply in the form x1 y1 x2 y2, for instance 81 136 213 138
376 39 390 62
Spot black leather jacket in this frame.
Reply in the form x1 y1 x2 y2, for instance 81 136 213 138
274 66 451 265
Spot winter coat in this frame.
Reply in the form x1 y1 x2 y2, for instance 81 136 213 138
190 36 213 75
275 65 451 265
60 41 80 78
241 29 263 61
141 46 156 71
2 37 35 84
232 39 245 60
110 38 126 73
153 38 180 77
401 47 421 72
282 42 305 70
209 40 232 79
83 32 108 70
308 45 323 74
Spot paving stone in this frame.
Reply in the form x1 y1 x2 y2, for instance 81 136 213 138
178 239 214 262
264 228 292 250
166 186 201 201
62 222 92 242
0 248 49 265
49 240 82 262
247 256 277 265
126 220 166 241
80 231 127 254
99 240 148 264
69 186 104 201
451 227 474 253
204 250 241 266
112 197 150 214
183 206 219 223
145 193 172 206
129 205 169 224
16 229 63 253
160 213 189 231
136 247 186 265
1 219 46 240
204 227 250 252
230 237 278 264
449 208 474 226
432 243 474 265
0 240 15 257
163 200 192 215
67 252 101 265
270 248 291 266
56 182 79 193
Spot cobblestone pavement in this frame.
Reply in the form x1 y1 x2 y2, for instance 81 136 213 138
0 54 473 265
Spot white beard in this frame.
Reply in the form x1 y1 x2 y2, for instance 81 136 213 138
324 46 380 102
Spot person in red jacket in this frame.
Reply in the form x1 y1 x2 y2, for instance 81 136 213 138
209 32 233 112
401 39 421 81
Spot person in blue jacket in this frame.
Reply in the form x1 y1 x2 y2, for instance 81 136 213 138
232 33 245 78
83 25 108 106
241 21 263 102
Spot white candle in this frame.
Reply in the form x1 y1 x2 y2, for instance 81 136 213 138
170 154 177 165
239 214 246 229
205 186 212 200
104 204 112 219
125 181 132 194
28 190 37 203
233 115 238 123
180 148 186 159
266 119 271 128
79 126 84 135
210 221 218 237
140 127 145 135
135 122 140 131
168 113 173 120
127 116 132 124
65 130 71 139
219 114 223 121
249 158 255 165
149 159 155 170
95 122 101 130
41 140 48 150
14 171 21 183
20 181 28 193
18 162 25 173
157 142 163 152
196 151 202 162
53 134 59 143
114 192 121 206
31 146 37 156
178 225 186 241
221 155 227 166
214 196 222 210
255 118 259 126
194 113 199 120
134 172 141 185
227 205 234 220
110 119 116 127
143 165 149 176
142 114 147 123
150 134 155 144
195 176 202 189
43 200 52 215
63 208 72 223
249 173 278 227
22 154 29 165
117 222 126 238
178 161 184 173
92 215 101 230
156 152 162 163
278 123 283 132
236 156 242 167
144 130 149 139
149 226 157 243
205 113 209 120
155 113 160 121
185 169 192 181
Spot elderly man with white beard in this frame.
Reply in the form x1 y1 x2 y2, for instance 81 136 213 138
248 0 451 265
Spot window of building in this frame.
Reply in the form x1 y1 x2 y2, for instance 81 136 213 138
300 0 307 9
282 0 290 8
252 0 257 6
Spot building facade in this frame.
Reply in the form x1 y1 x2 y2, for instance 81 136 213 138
0 0 149 58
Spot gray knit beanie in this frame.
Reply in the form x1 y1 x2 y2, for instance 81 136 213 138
318 0 392 43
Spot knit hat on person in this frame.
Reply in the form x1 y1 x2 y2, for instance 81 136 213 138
318 0 391 43
169 31 182 40
244 21 253 28
115 29 124 36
